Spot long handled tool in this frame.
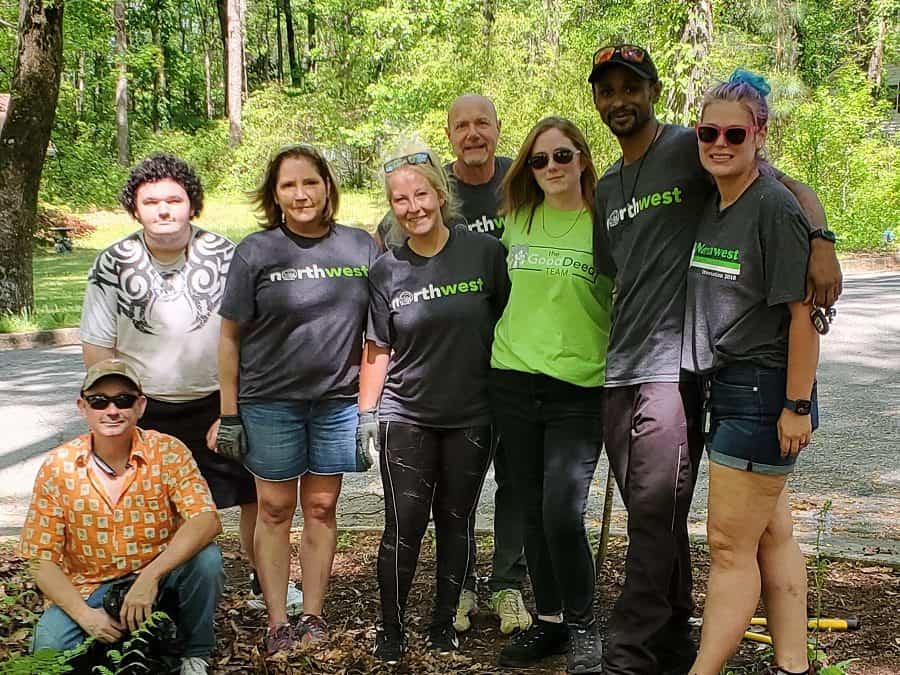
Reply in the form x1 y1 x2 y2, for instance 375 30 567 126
595 464 616 577
742 616 860 645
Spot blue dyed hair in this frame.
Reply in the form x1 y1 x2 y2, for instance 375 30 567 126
700 68 771 130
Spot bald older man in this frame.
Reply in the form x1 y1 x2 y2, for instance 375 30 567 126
375 95 530 637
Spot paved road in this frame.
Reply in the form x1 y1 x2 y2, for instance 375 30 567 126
2 273 898 561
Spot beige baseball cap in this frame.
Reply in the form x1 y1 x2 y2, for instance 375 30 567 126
81 358 142 392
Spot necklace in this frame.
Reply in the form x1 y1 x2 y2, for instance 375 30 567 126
618 121 662 211
91 452 131 478
541 205 585 239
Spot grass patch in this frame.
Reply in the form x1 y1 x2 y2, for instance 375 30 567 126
10 193 385 334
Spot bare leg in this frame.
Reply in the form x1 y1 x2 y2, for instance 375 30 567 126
690 463 787 675
298 473 343 616
240 502 258 569
758 488 809 672
254 477 299 627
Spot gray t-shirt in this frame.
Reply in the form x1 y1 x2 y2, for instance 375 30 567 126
377 157 512 250
367 227 510 427
220 224 379 402
593 124 717 386
81 227 232 402
683 174 810 373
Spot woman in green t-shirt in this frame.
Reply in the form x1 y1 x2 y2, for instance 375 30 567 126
490 116 613 673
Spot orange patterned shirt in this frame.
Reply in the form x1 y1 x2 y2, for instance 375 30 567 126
19 427 217 598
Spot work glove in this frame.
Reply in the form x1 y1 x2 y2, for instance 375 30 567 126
216 415 247 462
355 408 380 471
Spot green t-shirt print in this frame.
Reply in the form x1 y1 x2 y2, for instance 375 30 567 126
491 203 613 387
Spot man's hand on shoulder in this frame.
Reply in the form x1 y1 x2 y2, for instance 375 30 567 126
807 238 843 308
120 572 160 632
77 606 125 643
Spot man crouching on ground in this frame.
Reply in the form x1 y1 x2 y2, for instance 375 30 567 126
19 358 224 675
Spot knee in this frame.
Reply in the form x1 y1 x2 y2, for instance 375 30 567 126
189 544 224 582
542 497 585 541
706 525 752 569
32 607 83 654
302 497 337 525
259 496 297 526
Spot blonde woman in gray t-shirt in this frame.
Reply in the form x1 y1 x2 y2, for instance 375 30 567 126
683 71 818 675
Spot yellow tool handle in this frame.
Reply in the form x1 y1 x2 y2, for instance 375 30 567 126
743 631 773 645
749 617 860 631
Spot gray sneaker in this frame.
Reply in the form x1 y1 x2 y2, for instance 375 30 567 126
567 622 603 674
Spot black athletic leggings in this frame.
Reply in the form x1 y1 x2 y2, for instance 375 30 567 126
377 421 494 629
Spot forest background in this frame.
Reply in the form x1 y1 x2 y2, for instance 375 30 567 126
0 0 898 323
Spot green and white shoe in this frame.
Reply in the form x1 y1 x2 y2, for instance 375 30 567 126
453 589 479 632
489 589 533 635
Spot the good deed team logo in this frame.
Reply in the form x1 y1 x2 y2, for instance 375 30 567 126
508 244 596 283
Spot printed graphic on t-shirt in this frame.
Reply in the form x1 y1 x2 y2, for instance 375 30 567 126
461 214 506 236
690 241 741 280
88 233 231 335
269 263 369 282
508 244 596 284
605 185 684 230
391 277 485 309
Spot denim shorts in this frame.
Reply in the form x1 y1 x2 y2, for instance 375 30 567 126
240 399 359 480
706 365 819 475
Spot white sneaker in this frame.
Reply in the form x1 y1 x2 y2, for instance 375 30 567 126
247 571 304 616
180 657 208 675
453 589 479 632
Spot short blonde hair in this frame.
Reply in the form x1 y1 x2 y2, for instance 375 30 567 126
381 144 458 224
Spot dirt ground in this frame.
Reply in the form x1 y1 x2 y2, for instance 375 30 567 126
1 532 899 674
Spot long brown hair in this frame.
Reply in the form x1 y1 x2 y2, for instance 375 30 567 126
252 144 341 229
501 116 598 232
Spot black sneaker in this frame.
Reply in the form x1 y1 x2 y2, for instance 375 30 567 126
373 624 405 664
567 622 603 674
427 622 459 653
498 619 569 668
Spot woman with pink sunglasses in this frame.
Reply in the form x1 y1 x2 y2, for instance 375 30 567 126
683 70 818 675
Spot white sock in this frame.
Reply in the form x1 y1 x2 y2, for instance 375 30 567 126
537 613 563 624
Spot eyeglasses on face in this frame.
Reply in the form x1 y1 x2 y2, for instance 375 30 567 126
83 393 140 410
593 44 646 66
384 152 433 174
526 148 580 170
695 123 756 146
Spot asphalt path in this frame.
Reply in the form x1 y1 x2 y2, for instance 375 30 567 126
2 272 898 561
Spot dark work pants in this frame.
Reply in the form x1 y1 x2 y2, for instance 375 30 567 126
377 421 494 630
463 436 529 594
489 369 603 626
603 380 704 675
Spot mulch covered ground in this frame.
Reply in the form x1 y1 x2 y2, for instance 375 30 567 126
1 532 898 674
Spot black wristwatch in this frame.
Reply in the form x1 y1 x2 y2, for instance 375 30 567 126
809 228 837 244
784 398 812 415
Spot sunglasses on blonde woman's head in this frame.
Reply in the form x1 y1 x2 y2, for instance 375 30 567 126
527 148 580 170
384 152 433 174
696 123 756 146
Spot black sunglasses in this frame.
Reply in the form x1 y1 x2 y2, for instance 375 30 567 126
527 148 580 170
384 152 433 173
83 393 140 410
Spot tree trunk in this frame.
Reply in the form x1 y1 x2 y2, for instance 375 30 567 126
240 0 248 97
275 0 283 82
481 0 496 76
113 0 129 166
75 51 85 118
216 0 228 117
306 2 315 73
203 49 213 117
283 0 300 86
0 0 65 315
544 0 560 57
666 0 713 125
226 0 242 146
773 0 800 72
867 13 887 91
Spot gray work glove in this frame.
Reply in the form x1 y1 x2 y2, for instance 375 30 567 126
216 415 247 462
355 409 380 471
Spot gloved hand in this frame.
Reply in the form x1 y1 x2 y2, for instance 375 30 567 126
216 415 247 462
355 408 380 471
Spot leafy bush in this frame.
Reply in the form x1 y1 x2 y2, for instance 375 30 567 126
33 209 97 248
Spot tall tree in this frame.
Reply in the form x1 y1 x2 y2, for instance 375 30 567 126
305 0 315 74
283 0 300 85
226 0 242 145
773 0 800 72
866 6 888 91
666 0 714 125
274 0 284 82
113 0 129 165
0 0 65 315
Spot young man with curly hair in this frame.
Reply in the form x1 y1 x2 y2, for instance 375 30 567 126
79 154 301 614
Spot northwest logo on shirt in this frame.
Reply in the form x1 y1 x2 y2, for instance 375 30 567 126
269 264 369 282
464 214 506 234
606 186 684 229
509 244 596 283
391 278 485 309
690 241 741 278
